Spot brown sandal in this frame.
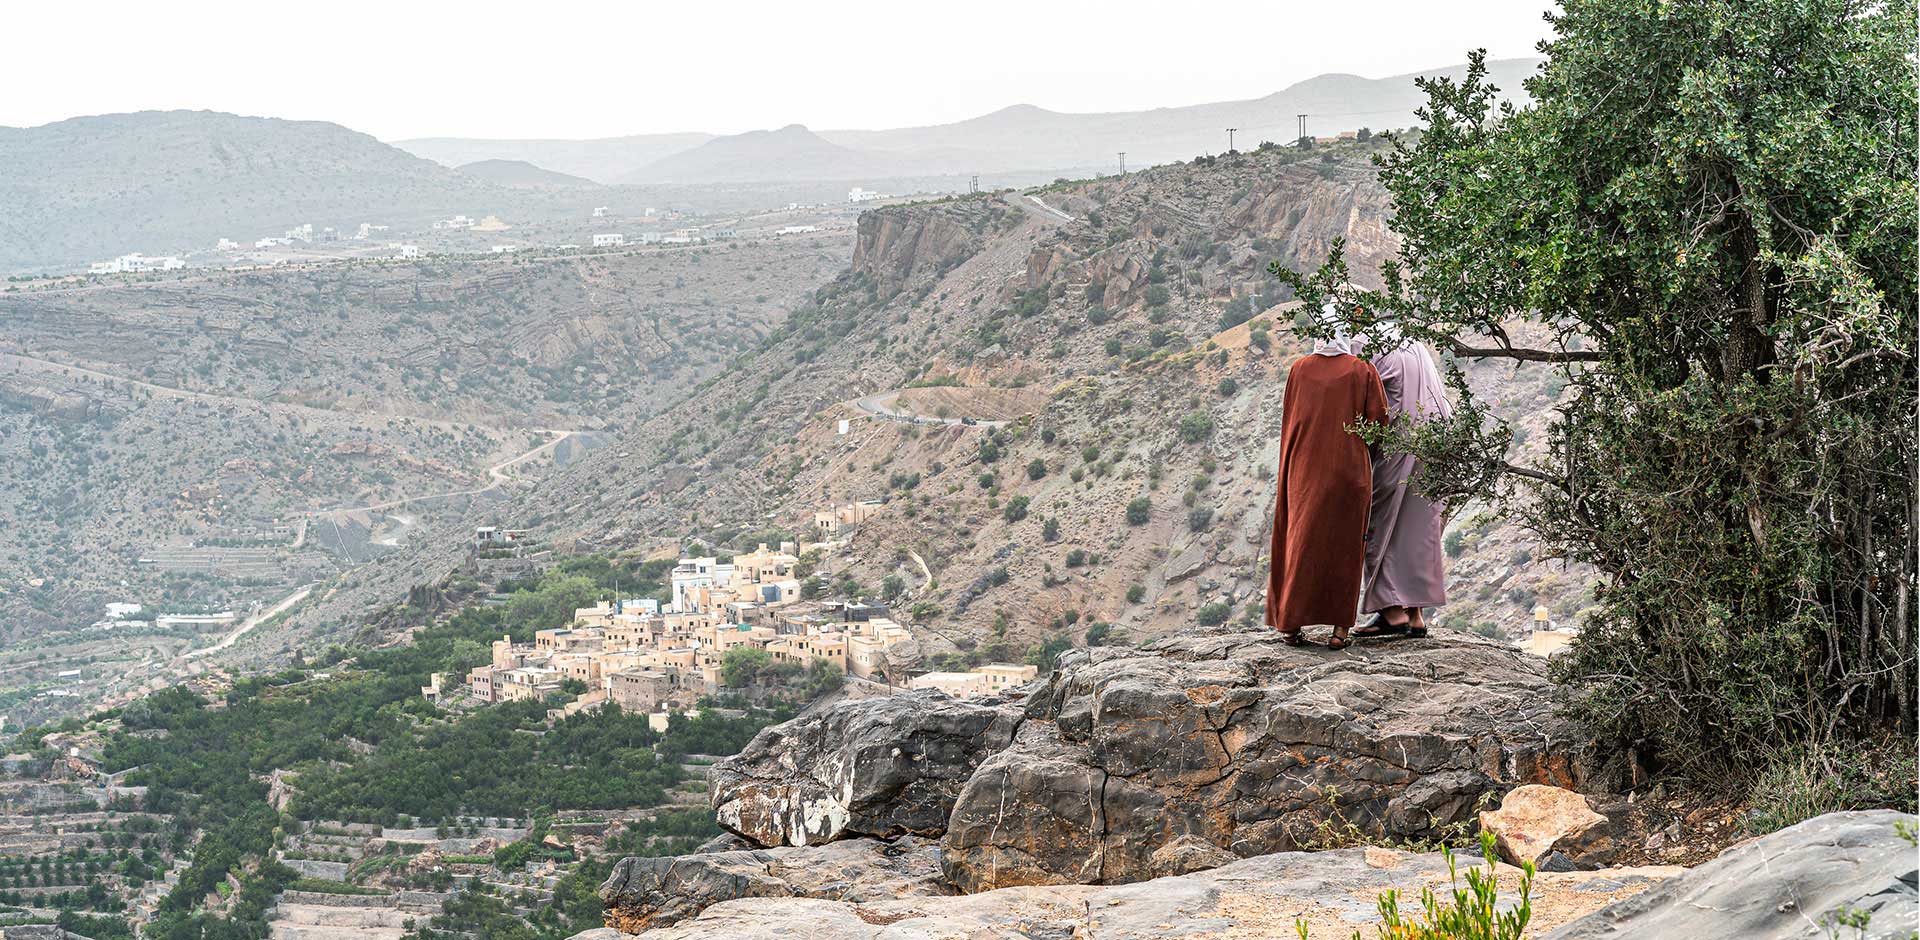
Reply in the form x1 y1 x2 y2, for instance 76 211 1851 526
1279 630 1308 646
1327 624 1353 650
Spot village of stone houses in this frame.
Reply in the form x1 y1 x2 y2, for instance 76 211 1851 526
453 515 1036 716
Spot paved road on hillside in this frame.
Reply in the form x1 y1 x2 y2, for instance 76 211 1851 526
184 582 318 660
850 390 1010 429
1022 194 1076 223
304 428 580 518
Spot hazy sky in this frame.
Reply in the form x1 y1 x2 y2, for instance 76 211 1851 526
4 1 1557 140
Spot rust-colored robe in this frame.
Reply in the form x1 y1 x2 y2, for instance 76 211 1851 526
1264 353 1388 633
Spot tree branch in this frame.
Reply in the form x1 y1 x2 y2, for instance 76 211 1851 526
1448 338 1603 362
1501 462 1561 484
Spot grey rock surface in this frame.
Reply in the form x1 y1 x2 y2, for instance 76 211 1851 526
598 835 945 933
1547 810 1920 940
709 690 1021 847
584 844 1672 940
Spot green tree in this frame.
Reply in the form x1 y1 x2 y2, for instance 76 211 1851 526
1026 458 1048 481
1275 5 1916 785
720 647 773 688
1125 497 1151 525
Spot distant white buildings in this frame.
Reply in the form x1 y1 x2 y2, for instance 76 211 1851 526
356 222 389 239
89 253 185 275
591 206 610 218
255 236 291 249
104 602 143 620
156 611 237 631
592 233 625 248
392 244 420 259
434 214 475 230
637 232 664 245
285 223 315 243
215 238 240 252
489 244 518 254
777 225 820 235
848 187 889 203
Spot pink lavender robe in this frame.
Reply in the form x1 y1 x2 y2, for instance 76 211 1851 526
1362 343 1452 612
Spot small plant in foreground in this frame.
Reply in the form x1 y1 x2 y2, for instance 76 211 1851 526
1298 831 1533 940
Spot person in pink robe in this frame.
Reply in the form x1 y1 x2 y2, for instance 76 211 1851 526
1354 323 1452 637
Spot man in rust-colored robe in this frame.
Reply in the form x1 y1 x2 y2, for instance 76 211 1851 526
1264 328 1388 642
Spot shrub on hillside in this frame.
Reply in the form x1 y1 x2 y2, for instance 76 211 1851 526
1003 496 1030 523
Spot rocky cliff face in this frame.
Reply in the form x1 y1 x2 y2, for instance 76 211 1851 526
849 201 995 291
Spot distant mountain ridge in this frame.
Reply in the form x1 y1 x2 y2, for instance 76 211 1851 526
393 131 714 183
457 159 599 189
616 124 901 185
0 110 602 272
394 58 1544 184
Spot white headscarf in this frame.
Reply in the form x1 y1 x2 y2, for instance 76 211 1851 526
1311 301 1355 356
1363 317 1410 355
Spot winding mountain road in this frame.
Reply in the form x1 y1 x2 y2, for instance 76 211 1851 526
304 428 580 518
850 391 1011 429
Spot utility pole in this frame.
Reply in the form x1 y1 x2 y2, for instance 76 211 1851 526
969 175 978 194
1226 128 1237 153
1117 152 1126 176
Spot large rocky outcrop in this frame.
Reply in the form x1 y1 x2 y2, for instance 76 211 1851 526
708 691 1021 847
1547 810 1919 940
597 836 946 933
941 628 1600 891
850 204 984 292
708 626 1605 893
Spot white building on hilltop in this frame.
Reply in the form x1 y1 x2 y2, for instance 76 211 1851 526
592 206 610 218
593 233 625 247
848 187 889 203
89 253 185 275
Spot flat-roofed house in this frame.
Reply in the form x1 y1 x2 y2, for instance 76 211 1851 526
609 669 674 713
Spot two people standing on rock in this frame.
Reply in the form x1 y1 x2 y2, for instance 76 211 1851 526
1263 302 1452 648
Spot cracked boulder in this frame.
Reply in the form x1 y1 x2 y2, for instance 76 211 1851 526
942 626 1603 891
709 690 1021 847
1546 810 1920 940
598 835 946 932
